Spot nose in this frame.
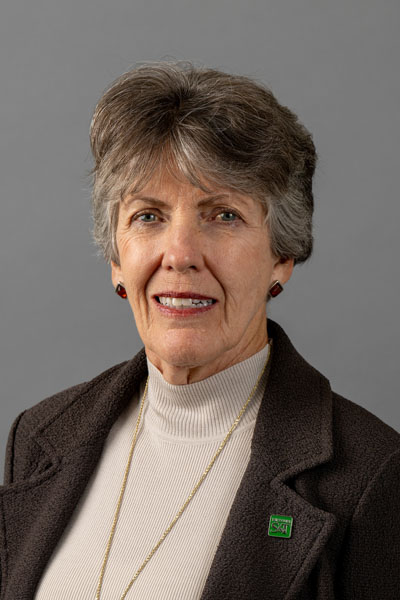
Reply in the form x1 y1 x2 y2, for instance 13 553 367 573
161 217 205 273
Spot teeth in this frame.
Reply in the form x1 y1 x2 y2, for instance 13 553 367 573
158 296 214 308
181 298 193 306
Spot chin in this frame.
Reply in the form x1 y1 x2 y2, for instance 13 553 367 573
153 330 222 369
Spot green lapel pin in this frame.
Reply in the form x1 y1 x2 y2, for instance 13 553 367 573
268 515 293 538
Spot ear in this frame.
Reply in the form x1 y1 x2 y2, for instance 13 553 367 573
271 257 294 288
111 260 124 290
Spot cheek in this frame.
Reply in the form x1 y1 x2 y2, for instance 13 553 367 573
119 251 154 304
220 237 271 294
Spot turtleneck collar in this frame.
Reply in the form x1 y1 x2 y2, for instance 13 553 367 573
143 343 271 441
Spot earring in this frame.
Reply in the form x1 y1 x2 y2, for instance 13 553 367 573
115 282 127 299
269 280 283 298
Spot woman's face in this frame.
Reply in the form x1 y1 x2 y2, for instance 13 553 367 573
112 170 293 383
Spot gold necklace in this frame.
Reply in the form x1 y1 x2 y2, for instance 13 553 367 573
95 342 272 600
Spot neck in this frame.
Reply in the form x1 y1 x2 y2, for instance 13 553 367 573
146 327 269 385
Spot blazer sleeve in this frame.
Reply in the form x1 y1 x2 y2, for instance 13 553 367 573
339 448 400 599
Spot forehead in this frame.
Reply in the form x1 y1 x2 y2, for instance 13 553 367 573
122 170 260 212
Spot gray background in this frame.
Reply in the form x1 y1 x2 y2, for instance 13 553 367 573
1 0 399 469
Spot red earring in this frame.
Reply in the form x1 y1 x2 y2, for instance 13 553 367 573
269 280 283 298
115 282 127 299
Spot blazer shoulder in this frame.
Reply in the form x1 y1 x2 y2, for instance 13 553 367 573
18 360 128 433
4 350 147 484
15 349 147 438
331 390 400 473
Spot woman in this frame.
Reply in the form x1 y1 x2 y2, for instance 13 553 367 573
1 62 399 600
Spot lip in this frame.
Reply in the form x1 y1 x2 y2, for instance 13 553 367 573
152 292 218 317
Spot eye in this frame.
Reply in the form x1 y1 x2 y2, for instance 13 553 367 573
132 212 159 224
215 210 240 223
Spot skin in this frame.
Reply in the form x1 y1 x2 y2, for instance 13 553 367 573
111 170 294 385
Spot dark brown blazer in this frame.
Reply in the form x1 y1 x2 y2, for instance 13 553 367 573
1 319 400 599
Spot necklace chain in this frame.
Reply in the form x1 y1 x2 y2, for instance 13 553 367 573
95 343 272 600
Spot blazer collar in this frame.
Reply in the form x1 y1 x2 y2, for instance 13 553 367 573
34 319 332 474
254 319 333 478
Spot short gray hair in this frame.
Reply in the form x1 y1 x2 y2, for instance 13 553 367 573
90 61 316 265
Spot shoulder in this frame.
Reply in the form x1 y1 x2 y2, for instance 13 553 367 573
331 391 400 471
25 348 146 426
270 319 400 461
303 389 400 522
17 359 132 433
328 392 400 510
4 349 147 483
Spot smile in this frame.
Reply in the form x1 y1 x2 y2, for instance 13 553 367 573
157 296 215 308
153 293 217 316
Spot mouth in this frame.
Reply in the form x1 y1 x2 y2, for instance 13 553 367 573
153 292 217 314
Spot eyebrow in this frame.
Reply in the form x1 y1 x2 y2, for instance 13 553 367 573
122 193 247 208
122 193 235 209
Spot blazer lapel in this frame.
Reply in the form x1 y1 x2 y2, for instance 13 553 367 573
200 320 337 600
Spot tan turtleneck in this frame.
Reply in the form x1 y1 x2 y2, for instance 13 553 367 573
34 343 270 600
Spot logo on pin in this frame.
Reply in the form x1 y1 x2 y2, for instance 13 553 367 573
268 515 293 538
